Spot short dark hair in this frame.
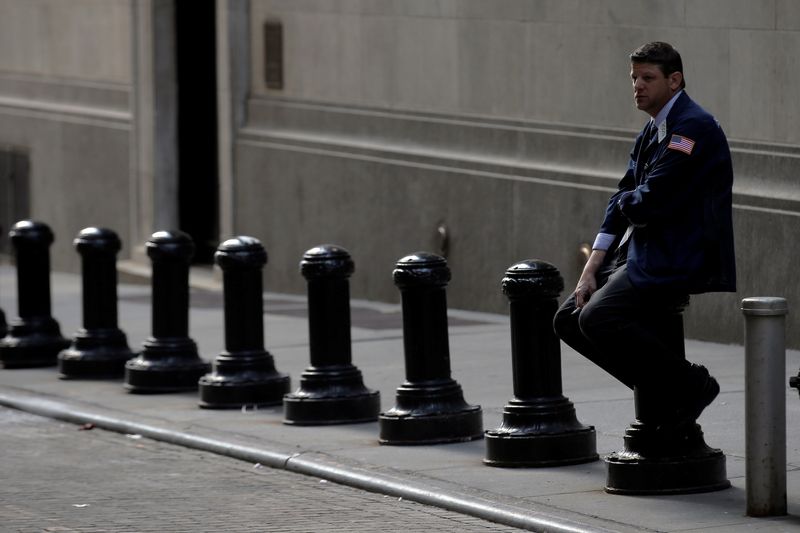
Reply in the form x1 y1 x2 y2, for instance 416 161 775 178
630 41 686 89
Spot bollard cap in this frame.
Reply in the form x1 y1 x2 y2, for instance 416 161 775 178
9 220 54 248
74 227 122 255
501 259 564 300
214 236 267 270
393 252 450 289
300 244 354 280
741 297 788 316
146 230 195 262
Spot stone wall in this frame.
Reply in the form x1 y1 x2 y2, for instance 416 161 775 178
0 0 134 272
237 0 800 347
0 0 797 348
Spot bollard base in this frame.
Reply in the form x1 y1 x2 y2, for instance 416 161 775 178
379 405 483 445
198 372 290 408
605 449 730 495
484 397 599 467
283 365 380 424
605 422 730 495
124 338 209 393
0 328 69 369
59 351 134 379
58 329 135 379
283 390 380 425
125 362 210 393
198 350 291 408
484 427 598 467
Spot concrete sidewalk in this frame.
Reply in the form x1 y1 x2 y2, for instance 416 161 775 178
1 264 799 532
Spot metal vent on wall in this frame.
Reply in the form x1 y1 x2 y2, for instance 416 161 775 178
264 20 284 90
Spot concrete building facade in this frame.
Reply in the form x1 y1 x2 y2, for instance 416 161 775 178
0 0 798 347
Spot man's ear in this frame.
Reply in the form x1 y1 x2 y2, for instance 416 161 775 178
669 71 683 91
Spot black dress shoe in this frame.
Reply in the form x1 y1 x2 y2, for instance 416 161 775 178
658 366 719 431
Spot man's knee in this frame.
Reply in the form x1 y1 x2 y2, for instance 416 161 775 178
577 302 609 342
553 301 577 341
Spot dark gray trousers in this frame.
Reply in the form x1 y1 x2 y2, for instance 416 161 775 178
553 263 691 392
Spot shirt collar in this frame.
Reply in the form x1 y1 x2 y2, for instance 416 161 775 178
651 89 683 130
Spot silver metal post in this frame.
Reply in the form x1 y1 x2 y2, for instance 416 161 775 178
742 297 788 517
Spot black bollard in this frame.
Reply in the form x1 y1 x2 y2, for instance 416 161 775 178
125 230 209 392
0 276 6 339
485 260 597 467
379 252 482 445
198 236 289 408
605 308 730 494
58 228 134 378
0 220 69 368
790 332 800 396
283 245 380 424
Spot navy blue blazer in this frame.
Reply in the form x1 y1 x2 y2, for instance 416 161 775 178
599 92 736 294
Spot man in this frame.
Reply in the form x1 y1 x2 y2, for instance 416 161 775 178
553 42 736 428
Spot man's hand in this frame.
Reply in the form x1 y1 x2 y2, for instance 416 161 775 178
574 274 597 308
573 249 607 309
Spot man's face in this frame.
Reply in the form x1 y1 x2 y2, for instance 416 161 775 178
630 62 682 117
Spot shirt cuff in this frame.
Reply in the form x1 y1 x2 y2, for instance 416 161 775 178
592 233 616 251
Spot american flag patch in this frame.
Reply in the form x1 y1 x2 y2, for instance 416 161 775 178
667 134 695 155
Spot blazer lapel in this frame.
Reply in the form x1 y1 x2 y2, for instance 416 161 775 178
636 123 659 183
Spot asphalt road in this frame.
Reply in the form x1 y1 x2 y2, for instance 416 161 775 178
0 407 522 532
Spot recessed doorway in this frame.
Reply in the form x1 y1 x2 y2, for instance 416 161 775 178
175 0 218 264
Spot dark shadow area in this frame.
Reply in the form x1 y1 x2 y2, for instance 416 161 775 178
175 0 218 264
0 148 30 255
